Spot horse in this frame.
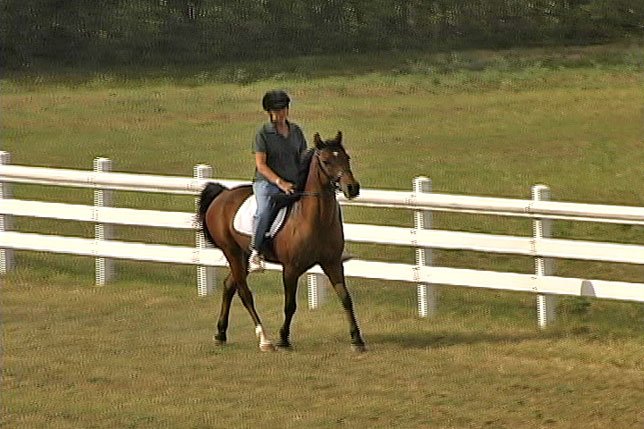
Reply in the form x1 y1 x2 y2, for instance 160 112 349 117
197 131 366 352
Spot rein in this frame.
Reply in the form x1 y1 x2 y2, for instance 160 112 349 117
297 189 336 197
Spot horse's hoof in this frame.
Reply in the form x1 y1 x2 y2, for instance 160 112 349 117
213 336 226 346
351 343 367 353
259 342 276 352
276 341 292 351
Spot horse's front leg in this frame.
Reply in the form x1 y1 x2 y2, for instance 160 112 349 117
321 261 366 352
277 267 301 349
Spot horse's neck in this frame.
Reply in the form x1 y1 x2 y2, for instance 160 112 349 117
300 156 338 224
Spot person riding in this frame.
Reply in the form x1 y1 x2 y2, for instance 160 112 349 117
249 90 307 272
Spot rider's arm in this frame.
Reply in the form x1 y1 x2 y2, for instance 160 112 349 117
255 152 280 185
255 152 295 193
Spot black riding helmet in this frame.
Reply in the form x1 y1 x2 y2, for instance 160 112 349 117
262 90 290 111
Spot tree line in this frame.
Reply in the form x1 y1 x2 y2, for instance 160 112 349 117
2 0 643 68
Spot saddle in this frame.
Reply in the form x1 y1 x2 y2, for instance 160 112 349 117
233 194 297 237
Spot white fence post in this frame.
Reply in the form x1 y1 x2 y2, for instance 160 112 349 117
94 158 115 285
194 164 215 296
307 271 328 310
414 176 437 317
0 151 15 274
533 184 556 328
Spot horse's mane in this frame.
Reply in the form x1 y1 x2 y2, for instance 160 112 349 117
296 148 315 191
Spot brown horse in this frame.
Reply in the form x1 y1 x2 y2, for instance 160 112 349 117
198 131 366 352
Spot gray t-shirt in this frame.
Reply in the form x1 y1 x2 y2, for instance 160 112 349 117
253 121 307 183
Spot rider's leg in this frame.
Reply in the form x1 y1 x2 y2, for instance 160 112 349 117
249 181 279 271
251 181 280 253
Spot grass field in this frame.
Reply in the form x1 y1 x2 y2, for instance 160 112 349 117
2 43 644 428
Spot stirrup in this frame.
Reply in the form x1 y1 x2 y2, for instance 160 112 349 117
248 250 265 273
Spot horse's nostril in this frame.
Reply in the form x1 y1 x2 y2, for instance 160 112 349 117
347 183 360 197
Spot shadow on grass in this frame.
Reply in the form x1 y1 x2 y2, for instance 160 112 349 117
369 329 568 350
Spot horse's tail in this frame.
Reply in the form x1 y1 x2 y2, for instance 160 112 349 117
197 182 227 247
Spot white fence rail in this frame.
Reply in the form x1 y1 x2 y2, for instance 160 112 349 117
2 152 643 328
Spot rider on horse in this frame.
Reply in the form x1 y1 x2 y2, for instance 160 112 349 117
249 90 308 272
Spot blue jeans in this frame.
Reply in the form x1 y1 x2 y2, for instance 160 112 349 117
252 180 281 253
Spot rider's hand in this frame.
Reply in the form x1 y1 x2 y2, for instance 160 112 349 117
276 178 295 195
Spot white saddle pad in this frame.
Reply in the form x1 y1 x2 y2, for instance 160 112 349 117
233 195 288 237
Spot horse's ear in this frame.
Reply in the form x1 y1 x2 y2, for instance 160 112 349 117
335 131 343 144
314 133 325 149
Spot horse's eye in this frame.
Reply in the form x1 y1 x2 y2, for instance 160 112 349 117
322 160 331 166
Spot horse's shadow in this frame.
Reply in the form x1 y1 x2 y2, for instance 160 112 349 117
368 329 566 350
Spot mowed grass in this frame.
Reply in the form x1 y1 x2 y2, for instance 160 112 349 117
2 44 644 427
3 268 644 428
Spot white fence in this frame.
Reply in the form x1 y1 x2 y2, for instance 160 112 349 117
2 151 644 328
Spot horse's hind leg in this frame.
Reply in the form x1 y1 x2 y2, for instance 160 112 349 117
236 280 275 351
228 253 275 351
214 272 237 345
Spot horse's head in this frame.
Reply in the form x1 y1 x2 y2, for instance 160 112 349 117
313 131 360 199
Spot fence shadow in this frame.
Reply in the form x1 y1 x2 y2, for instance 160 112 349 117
368 329 568 350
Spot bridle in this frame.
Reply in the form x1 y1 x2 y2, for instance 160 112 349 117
293 150 343 198
316 150 345 185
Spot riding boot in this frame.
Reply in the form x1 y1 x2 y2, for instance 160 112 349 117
252 207 275 253
249 197 279 273
248 248 265 273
